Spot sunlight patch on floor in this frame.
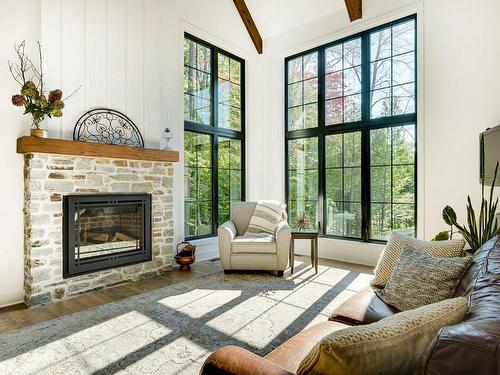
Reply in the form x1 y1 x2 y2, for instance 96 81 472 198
157 287 218 310
0 263 374 375
206 294 278 336
344 272 374 291
279 279 338 312
124 337 206 375
255 277 308 301
229 300 320 349
307 267 352 286
0 311 172 375
175 289 243 319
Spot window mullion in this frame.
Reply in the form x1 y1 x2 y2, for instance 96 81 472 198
318 48 326 234
361 33 371 241
212 134 219 234
212 48 219 234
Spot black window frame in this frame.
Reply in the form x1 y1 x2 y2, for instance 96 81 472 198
284 15 417 243
184 33 246 240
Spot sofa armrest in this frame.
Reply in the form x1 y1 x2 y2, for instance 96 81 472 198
276 221 291 271
200 346 293 375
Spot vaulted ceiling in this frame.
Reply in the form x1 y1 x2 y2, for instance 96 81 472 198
235 0 362 54
245 0 347 39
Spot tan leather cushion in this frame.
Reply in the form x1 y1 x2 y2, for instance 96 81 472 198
297 297 468 375
329 287 398 325
232 234 276 254
201 346 293 375
264 321 349 373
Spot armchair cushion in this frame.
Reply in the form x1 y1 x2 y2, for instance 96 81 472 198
232 234 277 254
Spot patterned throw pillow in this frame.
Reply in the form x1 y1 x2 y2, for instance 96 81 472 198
297 297 468 375
244 200 286 236
375 246 472 311
371 231 466 287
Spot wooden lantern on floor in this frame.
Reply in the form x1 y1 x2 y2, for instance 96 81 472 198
174 242 196 271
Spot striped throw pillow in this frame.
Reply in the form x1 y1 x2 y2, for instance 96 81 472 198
244 200 286 236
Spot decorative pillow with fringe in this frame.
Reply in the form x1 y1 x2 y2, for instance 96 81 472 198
375 246 472 311
244 200 286 236
371 231 466 287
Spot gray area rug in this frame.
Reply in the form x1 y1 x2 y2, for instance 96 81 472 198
0 263 371 374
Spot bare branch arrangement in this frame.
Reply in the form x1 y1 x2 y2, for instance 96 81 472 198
9 40 81 131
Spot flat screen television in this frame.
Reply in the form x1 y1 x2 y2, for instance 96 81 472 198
480 124 500 186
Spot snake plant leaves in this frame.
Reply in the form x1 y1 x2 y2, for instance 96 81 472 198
433 231 450 241
442 206 457 226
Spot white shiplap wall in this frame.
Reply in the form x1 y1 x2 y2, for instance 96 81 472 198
40 0 161 147
0 0 256 307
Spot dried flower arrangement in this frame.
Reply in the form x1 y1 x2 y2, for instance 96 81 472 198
294 211 310 231
9 41 80 136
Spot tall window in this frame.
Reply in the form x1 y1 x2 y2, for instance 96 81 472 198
285 16 416 242
184 34 245 239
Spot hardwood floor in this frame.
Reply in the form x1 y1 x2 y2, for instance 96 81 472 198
0 256 372 335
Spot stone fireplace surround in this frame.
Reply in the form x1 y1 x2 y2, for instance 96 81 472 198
21 145 176 306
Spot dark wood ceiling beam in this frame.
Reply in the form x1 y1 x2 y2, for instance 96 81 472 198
344 0 362 22
233 0 263 54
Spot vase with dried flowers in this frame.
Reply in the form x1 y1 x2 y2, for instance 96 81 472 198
9 41 80 137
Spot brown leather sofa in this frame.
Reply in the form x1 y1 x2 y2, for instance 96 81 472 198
200 236 500 375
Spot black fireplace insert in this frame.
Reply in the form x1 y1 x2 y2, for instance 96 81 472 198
63 194 152 278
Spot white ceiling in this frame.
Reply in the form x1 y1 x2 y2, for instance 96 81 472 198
245 0 346 39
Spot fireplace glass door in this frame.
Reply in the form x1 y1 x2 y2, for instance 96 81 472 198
63 194 152 277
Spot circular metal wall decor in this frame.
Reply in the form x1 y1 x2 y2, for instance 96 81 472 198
73 108 145 148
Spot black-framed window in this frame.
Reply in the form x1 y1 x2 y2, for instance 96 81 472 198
184 34 245 239
285 15 416 242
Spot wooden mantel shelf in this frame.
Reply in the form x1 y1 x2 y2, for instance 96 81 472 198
17 136 179 162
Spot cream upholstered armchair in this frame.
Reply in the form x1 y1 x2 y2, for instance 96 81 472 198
218 201 291 276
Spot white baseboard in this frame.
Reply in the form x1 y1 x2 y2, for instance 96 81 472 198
293 237 384 267
190 236 220 261
0 289 24 308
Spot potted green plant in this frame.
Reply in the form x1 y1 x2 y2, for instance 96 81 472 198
8 41 80 137
434 162 500 252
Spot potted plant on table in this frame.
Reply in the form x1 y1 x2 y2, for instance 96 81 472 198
8 41 80 137
434 162 500 253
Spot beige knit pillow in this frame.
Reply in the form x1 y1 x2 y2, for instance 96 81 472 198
375 246 472 311
371 231 466 287
297 297 468 375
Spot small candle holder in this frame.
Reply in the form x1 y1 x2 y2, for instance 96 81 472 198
163 128 173 151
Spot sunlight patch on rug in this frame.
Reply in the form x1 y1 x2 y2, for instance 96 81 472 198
0 268 371 374
0 310 171 375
